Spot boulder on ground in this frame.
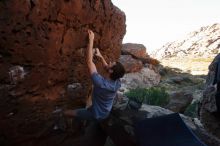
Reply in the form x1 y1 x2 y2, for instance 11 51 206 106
166 91 193 113
200 53 220 139
119 55 143 73
120 67 161 92
102 97 220 146
122 43 148 59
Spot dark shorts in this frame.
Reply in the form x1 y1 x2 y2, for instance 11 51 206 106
75 108 95 121
75 107 109 121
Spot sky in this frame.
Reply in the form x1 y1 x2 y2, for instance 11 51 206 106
112 0 220 53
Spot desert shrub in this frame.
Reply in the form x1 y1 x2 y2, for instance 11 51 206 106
211 49 219 54
125 87 170 107
184 101 199 118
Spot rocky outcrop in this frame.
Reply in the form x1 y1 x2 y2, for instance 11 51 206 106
0 0 126 100
119 66 161 93
166 91 193 113
200 53 220 139
102 97 220 146
122 43 148 59
119 55 143 73
118 43 160 92
151 23 220 75
152 23 220 60
122 43 159 65
0 1 126 145
119 43 147 74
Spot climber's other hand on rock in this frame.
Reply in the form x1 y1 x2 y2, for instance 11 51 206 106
88 29 94 41
94 48 103 58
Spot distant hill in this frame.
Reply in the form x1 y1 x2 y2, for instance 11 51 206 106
151 23 220 75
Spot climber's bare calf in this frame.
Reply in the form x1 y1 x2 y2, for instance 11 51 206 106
64 110 77 117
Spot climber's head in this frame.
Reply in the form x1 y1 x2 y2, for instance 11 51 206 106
108 61 125 81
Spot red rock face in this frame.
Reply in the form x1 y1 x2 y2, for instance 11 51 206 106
0 0 126 100
0 1 126 144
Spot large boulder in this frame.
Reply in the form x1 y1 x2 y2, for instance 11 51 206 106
0 0 125 99
200 53 220 139
102 97 220 146
119 55 143 73
122 43 148 59
121 43 160 67
120 67 161 93
0 0 126 145
166 91 193 113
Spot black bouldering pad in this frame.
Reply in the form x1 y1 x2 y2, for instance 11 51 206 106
135 113 207 146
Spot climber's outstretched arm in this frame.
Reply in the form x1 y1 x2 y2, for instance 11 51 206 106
94 48 109 69
87 29 97 75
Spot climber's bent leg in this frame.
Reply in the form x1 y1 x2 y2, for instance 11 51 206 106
64 108 94 121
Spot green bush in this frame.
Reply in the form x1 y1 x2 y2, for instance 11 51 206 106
124 87 170 107
184 102 199 118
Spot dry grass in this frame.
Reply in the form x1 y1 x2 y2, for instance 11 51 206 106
160 57 213 75
191 57 213 63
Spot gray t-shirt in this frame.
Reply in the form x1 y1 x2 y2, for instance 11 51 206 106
91 72 121 120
